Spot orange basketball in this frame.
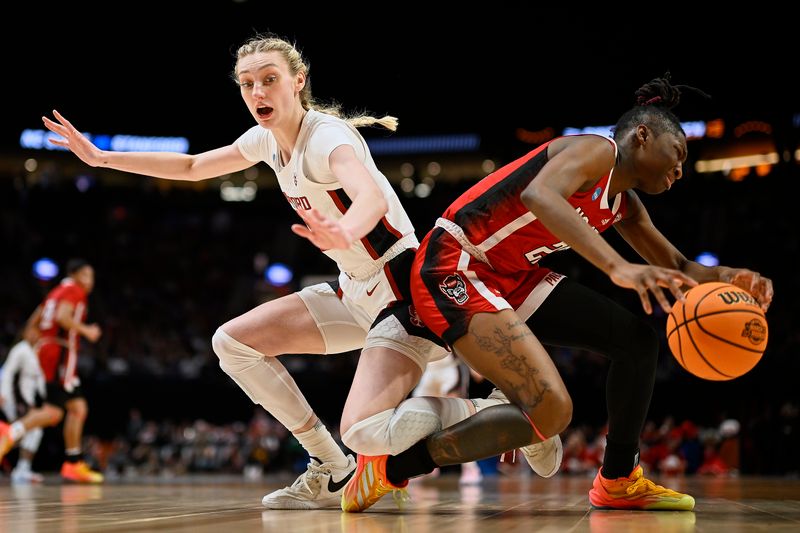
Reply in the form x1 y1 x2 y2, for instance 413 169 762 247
666 282 768 380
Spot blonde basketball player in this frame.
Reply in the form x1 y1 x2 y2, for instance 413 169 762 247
43 34 558 509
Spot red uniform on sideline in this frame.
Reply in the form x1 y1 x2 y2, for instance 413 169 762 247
37 279 87 389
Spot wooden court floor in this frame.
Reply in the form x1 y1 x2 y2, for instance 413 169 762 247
1 473 799 532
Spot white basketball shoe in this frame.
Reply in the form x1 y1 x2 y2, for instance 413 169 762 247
11 466 45 484
262 454 357 510
485 388 563 478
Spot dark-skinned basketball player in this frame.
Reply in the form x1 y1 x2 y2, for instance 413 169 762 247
339 74 773 512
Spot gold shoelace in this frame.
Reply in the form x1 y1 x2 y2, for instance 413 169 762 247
625 475 664 496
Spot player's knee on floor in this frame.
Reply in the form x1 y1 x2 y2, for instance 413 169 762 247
342 398 454 456
342 409 394 455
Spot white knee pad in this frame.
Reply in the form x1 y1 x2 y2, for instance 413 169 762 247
20 428 42 453
342 406 439 456
212 328 313 432
342 396 473 456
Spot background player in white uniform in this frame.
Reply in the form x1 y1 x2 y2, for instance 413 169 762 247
0 327 46 483
42 34 542 508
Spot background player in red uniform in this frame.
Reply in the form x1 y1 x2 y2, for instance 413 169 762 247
342 75 774 512
0 259 103 483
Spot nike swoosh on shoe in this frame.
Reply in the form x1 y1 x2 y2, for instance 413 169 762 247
328 468 356 493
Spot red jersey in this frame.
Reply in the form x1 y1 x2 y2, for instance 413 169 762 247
37 278 87 387
441 135 627 275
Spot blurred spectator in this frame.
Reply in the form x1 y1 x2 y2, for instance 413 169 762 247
1 163 797 476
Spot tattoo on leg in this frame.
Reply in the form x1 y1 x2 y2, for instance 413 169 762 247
430 430 461 462
469 320 551 408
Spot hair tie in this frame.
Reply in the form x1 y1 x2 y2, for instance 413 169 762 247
638 95 663 106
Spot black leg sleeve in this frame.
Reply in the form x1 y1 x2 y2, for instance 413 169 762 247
527 278 659 477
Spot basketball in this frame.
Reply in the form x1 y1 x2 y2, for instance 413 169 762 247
666 282 768 380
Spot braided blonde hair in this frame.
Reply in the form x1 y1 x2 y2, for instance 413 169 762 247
234 35 397 131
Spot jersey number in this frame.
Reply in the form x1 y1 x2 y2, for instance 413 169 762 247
39 299 57 330
524 242 571 265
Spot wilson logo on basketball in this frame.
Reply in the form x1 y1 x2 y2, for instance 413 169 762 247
440 274 469 304
741 319 767 345
717 291 756 306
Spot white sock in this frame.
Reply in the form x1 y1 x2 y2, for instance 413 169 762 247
294 421 349 467
427 397 472 428
65 447 81 457
10 421 26 441
16 458 32 472
471 396 506 413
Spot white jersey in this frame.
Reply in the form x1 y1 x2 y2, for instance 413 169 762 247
237 110 417 275
0 340 46 418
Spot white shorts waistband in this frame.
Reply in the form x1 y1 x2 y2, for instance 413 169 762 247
344 233 418 281
434 218 493 267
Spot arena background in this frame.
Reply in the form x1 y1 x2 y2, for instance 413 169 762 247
1 5 796 478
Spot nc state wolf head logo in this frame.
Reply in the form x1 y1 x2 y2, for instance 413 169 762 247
741 318 767 345
440 274 469 304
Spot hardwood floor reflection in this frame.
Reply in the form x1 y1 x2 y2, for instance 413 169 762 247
0 474 798 532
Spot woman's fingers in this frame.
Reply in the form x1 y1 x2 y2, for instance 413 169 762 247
637 286 652 315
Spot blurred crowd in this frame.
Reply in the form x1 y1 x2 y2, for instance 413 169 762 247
24 404 794 481
1 160 799 476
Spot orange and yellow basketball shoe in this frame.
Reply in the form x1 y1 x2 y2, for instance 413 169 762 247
589 466 695 511
0 421 15 462
341 454 409 512
61 461 104 483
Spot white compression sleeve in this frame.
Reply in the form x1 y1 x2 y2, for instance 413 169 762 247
212 328 314 432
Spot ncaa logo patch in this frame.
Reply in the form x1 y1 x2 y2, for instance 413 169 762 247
592 187 602 201
440 274 469 304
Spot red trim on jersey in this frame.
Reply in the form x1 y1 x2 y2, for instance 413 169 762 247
359 238 380 260
380 217 403 239
439 136 626 275
446 142 550 215
336 286 344 299
383 262 402 301
326 190 380 260
327 190 348 214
